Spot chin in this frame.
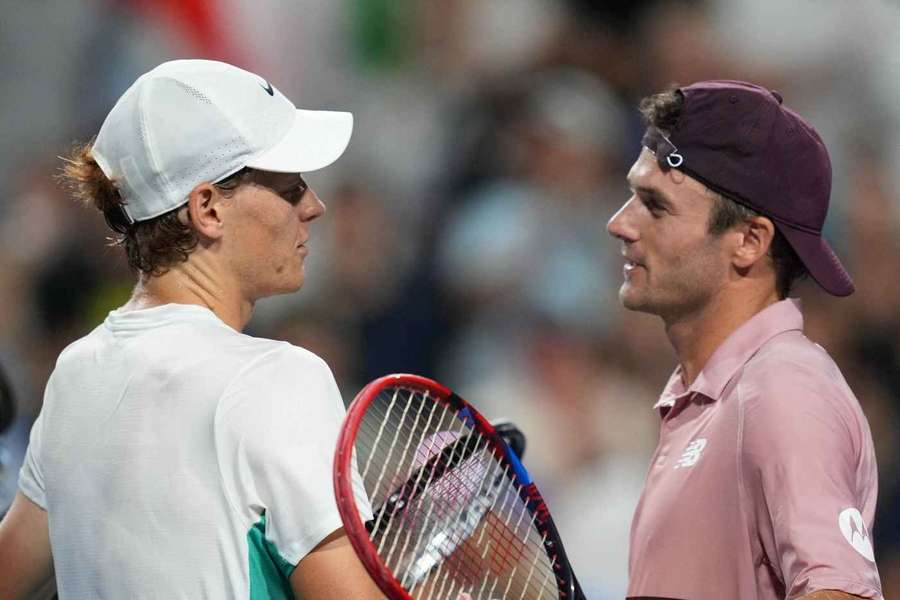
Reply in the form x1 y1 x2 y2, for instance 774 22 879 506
619 285 657 314
619 283 640 308
286 276 305 293
264 275 305 297
282 264 306 293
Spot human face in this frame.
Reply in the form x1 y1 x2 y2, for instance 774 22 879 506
225 171 325 300
606 148 731 322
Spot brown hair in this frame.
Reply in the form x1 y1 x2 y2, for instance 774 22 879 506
639 88 684 135
60 140 248 276
638 89 808 299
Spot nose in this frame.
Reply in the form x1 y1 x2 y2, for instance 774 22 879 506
300 188 326 222
607 197 638 243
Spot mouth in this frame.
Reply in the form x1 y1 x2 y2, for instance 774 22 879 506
622 255 644 277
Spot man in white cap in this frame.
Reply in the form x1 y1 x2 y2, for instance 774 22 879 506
0 59 382 599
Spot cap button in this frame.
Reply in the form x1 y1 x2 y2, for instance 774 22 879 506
771 90 783 104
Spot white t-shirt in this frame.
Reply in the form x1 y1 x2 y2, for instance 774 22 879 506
19 304 368 599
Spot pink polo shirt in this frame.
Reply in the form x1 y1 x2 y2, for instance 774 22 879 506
627 299 883 600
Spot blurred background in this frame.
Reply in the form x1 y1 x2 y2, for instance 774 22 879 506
0 0 898 597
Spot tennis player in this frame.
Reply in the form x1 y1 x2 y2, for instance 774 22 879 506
608 81 883 600
0 60 383 599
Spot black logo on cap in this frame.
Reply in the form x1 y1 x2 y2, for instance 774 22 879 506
259 80 274 96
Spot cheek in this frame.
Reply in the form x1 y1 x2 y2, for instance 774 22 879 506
649 227 723 277
256 209 298 248
233 212 297 269
670 238 728 285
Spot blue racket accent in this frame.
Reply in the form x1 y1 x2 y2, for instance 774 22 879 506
456 406 477 428
503 442 533 485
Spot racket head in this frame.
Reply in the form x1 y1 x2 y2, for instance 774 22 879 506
333 374 579 600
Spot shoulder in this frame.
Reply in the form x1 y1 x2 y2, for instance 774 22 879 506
751 329 840 375
217 339 341 417
223 336 332 391
54 324 106 365
215 341 345 452
739 330 853 410
232 339 332 384
736 330 865 458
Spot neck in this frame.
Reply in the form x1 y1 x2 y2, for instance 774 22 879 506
122 257 253 331
664 286 779 387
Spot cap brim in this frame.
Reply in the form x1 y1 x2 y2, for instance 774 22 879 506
245 109 353 173
777 223 855 297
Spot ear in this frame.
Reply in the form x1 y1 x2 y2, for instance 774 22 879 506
184 183 229 240
732 215 775 269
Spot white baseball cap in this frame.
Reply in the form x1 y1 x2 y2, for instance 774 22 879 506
92 59 353 223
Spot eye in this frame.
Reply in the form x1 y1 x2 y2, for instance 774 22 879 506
640 194 666 217
281 178 308 205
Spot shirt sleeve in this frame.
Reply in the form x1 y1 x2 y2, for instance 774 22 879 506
216 344 372 569
739 361 883 599
17 411 47 510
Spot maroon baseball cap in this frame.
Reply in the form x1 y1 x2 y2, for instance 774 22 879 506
641 80 854 296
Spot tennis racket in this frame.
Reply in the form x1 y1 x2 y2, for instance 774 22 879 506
333 374 585 600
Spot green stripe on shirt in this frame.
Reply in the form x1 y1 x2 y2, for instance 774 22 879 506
247 514 296 600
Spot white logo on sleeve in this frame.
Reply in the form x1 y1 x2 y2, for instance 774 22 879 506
674 438 707 469
838 507 875 562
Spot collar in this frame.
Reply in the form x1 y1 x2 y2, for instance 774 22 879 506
105 303 227 332
654 298 804 409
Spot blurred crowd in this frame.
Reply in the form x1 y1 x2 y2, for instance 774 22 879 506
1 1 899 598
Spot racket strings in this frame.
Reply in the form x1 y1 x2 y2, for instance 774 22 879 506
416 453 558 600
358 394 556 592
368 392 444 555
378 404 456 560
355 386 562 599
410 458 554 600
404 440 495 595
366 402 483 567
363 392 559 600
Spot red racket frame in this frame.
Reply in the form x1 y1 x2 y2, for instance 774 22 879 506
333 373 583 600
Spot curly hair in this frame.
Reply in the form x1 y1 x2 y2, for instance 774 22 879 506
639 89 684 135
60 140 248 276
638 89 808 299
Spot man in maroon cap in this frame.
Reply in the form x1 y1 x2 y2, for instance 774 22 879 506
607 81 883 600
